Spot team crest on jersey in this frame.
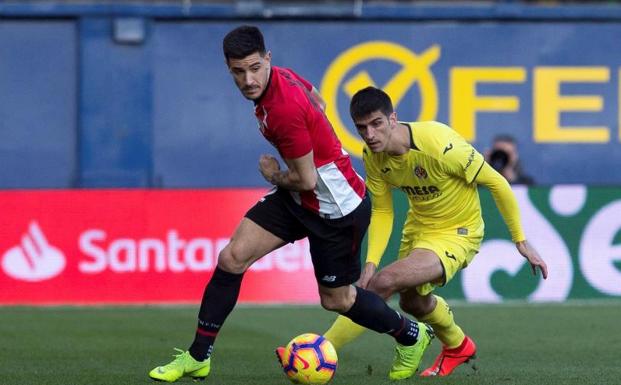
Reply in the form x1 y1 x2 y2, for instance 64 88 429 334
414 165 428 179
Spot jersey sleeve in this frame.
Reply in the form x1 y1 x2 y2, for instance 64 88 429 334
362 147 394 266
268 103 312 159
475 162 526 242
287 68 313 91
366 192 393 266
362 147 390 197
439 130 485 184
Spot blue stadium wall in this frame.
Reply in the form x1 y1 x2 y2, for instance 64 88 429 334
2 2 621 188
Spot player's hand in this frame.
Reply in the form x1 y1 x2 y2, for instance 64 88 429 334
357 262 377 289
259 154 281 184
515 240 548 279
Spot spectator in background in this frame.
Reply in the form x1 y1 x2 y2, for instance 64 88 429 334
486 135 534 185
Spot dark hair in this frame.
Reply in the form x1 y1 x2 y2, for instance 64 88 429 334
493 134 516 144
222 25 266 61
349 86 394 121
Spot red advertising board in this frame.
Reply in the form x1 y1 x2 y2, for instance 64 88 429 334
0 190 319 304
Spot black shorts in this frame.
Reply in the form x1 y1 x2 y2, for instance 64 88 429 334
245 188 371 288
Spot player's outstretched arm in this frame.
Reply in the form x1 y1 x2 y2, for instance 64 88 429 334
359 187 394 287
475 162 524 242
516 240 548 279
475 162 549 279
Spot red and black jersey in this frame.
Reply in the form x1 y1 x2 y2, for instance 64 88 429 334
254 66 365 218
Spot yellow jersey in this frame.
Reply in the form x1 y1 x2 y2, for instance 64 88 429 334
363 121 485 236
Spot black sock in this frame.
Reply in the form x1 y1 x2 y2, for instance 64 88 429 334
341 286 419 346
188 267 244 360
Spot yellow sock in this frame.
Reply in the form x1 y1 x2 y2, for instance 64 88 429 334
418 295 465 349
323 315 367 350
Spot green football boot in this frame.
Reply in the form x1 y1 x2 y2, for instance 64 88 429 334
389 323 435 380
149 348 211 382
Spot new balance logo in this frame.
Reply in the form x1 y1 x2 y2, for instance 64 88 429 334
381 167 391 174
1 221 66 282
321 275 336 282
443 143 453 154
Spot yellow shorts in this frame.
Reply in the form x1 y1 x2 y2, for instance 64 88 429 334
398 230 482 296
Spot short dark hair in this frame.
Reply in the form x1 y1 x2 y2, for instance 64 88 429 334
222 25 266 61
493 134 516 144
349 86 394 121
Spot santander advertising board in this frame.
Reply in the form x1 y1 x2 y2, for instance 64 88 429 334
0 190 318 304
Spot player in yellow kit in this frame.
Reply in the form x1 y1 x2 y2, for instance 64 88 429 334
324 86 548 378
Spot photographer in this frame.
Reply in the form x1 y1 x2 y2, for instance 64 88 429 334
485 135 534 185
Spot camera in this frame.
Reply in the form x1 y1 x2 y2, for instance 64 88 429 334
489 149 509 172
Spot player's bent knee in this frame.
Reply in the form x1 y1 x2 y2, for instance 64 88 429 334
367 271 397 299
318 290 352 313
320 298 344 312
217 246 252 274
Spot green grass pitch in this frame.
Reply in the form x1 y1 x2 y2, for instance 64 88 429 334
1 302 619 385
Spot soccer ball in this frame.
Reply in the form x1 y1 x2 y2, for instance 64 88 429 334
281 333 338 385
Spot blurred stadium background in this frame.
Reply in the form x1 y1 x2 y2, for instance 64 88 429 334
1 1 620 384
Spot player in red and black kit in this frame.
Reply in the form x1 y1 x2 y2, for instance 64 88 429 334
149 25 434 383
